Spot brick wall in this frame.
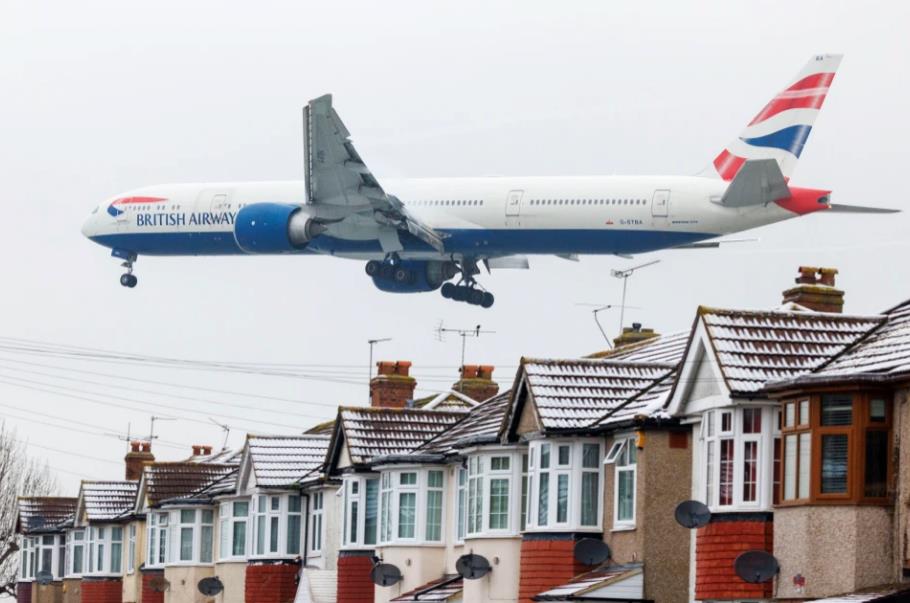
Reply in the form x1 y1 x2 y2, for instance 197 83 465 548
695 514 774 600
17 581 32 603
337 551 375 603
245 561 300 603
518 534 589 603
140 570 164 603
81 578 122 603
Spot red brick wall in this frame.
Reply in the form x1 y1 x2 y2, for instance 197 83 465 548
245 561 300 603
140 570 164 603
695 515 774 600
81 578 122 603
337 552 375 603
17 581 32 603
518 535 589 603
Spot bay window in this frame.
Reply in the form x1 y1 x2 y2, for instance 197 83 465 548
19 536 35 580
606 437 637 528
252 494 303 558
218 499 249 560
342 475 379 549
66 529 86 576
701 407 776 510
522 441 601 533
86 525 123 575
36 534 65 580
168 508 214 564
376 467 447 545
779 392 892 504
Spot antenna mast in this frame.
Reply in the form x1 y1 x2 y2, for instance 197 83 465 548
436 323 495 368
610 259 660 332
367 338 392 404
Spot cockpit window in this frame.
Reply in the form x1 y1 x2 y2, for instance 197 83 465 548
91 206 99 214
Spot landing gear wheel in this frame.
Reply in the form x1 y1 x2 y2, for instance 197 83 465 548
468 288 485 306
120 274 137 288
393 267 413 284
481 292 495 308
441 283 456 299
379 264 393 280
365 260 381 277
451 286 468 302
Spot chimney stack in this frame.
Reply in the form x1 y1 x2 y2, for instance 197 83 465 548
782 266 844 313
454 365 500 402
370 361 417 408
613 322 659 349
125 440 154 481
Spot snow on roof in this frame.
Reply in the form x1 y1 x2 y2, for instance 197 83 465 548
337 406 467 466
521 359 677 430
247 434 330 488
391 575 462 601
532 563 643 600
144 463 236 507
590 330 690 364
17 497 77 533
418 391 512 455
594 371 676 427
183 447 242 465
417 389 479 411
81 481 139 522
698 306 882 394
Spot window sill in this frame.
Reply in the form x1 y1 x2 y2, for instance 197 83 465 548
164 562 216 568
215 559 249 564
611 524 636 533
377 542 447 548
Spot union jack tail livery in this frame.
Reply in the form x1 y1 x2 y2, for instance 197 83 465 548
714 54 843 181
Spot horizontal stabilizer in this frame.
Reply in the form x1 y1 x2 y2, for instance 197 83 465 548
719 159 790 208
828 204 900 214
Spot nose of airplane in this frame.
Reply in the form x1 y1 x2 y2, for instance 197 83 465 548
81 210 97 238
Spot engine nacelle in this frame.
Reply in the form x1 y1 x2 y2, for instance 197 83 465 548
233 203 326 253
371 260 457 293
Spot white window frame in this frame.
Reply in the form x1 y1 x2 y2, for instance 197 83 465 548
127 524 136 573
145 512 169 569
35 534 65 580
526 439 604 533
218 499 250 561
309 492 324 555
251 493 303 559
425 470 444 542
65 529 86 577
85 524 123 576
340 475 380 550
375 467 448 546
607 435 637 530
455 467 467 543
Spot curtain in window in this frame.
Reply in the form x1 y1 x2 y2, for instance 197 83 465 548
581 473 598 526
489 479 509 529
426 490 443 540
398 493 416 538
617 469 634 522
364 480 379 545
537 473 549 526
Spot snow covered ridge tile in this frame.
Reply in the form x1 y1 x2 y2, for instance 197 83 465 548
587 330 690 364
144 462 237 507
416 391 513 456
81 481 139 522
247 434 330 487
17 497 78 533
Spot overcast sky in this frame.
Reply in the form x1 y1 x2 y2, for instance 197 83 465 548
0 0 907 491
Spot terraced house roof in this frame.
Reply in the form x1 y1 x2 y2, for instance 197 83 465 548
81 481 138 522
696 306 883 394
246 434 330 487
17 497 77 533
332 406 468 467
418 391 512 455
143 462 236 507
517 359 677 431
592 330 690 364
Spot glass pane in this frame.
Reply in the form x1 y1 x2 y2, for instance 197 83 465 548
556 475 569 523
784 435 797 500
581 473 598 526
398 493 416 538
705 443 714 506
428 470 444 488
870 399 886 422
537 473 549 526
256 515 265 554
821 394 853 426
426 490 443 541
288 496 301 513
799 400 810 425
864 430 888 497
400 472 417 486
785 403 795 428
41 548 52 572
73 546 83 574
456 486 465 539
773 437 782 505
706 411 715 437
489 479 509 530
491 457 510 471
721 412 732 432
270 497 280 511
558 446 570 466
743 408 762 434
180 527 193 561
181 509 195 523
200 526 212 562
582 444 600 468
719 439 734 505
742 441 758 502
364 479 378 545
799 433 811 499
159 528 167 565
540 444 550 469
232 522 246 556
380 491 391 542
617 469 634 521
821 434 849 493
286 516 300 554
110 543 121 574
520 475 529 531
234 501 248 517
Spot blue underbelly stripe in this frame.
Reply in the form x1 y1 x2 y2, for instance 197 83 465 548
88 229 719 257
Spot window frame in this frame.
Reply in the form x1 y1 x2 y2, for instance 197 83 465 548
249 493 304 559
526 439 604 533
340 475 380 550
375 467 448 546
609 435 637 530
218 498 250 561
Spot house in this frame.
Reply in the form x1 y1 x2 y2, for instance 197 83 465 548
15 496 77 603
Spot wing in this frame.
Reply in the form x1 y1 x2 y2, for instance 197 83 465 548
303 95 446 252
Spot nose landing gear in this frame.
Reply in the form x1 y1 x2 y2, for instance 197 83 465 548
118 255 138 288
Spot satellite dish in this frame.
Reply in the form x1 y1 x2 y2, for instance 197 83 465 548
198 577 224 596
574 538 611 566
370 563 402 587
149 576 171 592
36 570 53 586
734 550 780 584
456 553 492 580
674 500 712 529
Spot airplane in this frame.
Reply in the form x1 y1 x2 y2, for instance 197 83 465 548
82 54 895 308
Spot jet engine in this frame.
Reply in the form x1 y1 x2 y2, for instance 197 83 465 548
369 260 458 293
234 203 326 253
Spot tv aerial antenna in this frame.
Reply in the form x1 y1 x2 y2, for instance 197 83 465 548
576 303 643 347
610 259 660 332
209 418 231 450
146 415 176 443
435 322 495 368
367 337 392 403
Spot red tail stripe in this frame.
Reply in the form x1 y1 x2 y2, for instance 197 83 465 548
749 92 828 125
713 149 746 181
785 72 836 92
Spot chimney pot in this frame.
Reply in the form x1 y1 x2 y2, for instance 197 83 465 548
783 266 844 313
453 363 499 402
613 324 660 349
124 440 154 481
203 445 212 455
130 441 141 452
370 360 417 408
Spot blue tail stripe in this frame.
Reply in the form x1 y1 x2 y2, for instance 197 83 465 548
741 124 813 158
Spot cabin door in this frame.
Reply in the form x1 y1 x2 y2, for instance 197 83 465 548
651 189 670 218
505 189 525 217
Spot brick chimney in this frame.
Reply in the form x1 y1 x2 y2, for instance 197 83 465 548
454 365 499 402
191 445 213 457
782 266 844 313
370 361 416 408
125 440 154 481
613 322 659 349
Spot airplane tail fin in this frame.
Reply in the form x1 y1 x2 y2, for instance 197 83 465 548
713 54 843 181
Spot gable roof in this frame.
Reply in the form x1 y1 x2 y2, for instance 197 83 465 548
142 462 236 507
514 358 677 432
17 497 77 533
417 391 512 456
80 481 139 522
692 306 882 395
245 434 330 488
328 406 468 469
589 330 690 364
532 563 644 601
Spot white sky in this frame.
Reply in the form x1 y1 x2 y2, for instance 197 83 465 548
0 0 907 491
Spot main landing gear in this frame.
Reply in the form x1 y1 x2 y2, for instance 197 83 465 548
119 256 138 288
442 258 494 308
